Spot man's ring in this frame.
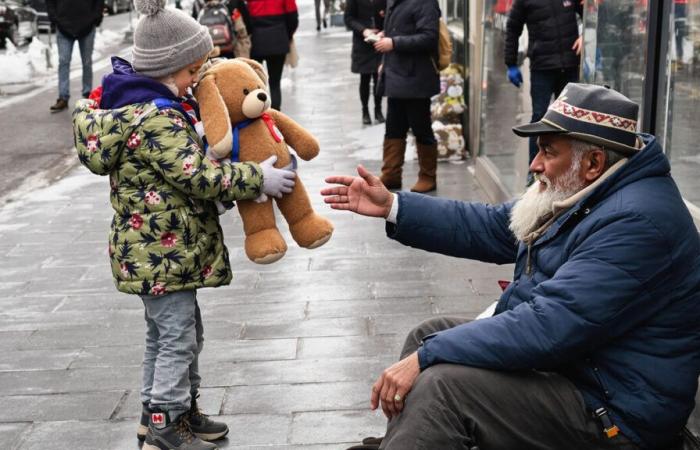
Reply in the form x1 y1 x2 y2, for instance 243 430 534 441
393 394 402 402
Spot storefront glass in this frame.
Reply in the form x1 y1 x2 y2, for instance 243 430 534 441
657 0 700 208
581 0 649 108
477 0 531 193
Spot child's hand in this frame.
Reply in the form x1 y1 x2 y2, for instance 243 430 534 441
260 155 296 199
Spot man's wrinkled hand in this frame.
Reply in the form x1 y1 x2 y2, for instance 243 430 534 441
370 352 420 419
322 165 393 218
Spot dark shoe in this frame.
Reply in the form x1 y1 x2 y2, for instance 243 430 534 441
374 107 385 124
316 24 321 31
346 436 383 450
143 410 217 450
411 142 438 193
137 403 150 441
188 394 229 441
49 98 68 113
82 92 90 99
362 108 372 125
380 138 406 190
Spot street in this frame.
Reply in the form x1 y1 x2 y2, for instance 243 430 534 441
0 1 512 449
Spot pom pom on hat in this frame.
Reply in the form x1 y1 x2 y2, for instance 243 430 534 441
134 0 166 16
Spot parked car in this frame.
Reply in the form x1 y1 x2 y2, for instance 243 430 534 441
25 0 48 30
0 0 38 48
104 0 131 15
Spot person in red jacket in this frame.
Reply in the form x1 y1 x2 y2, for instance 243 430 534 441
246 0 298 110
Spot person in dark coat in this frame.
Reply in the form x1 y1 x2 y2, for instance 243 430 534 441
344 0 387 125
323 84 700 450
247 0 298 110
505 0 583 165
375 0 440 193
46 0 104 112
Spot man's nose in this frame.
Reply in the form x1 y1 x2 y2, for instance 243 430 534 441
529 150 544 173
257 92 268 102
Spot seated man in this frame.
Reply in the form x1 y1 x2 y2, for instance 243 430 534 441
322 83 700 450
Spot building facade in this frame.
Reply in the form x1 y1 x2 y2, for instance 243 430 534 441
442 0 700 226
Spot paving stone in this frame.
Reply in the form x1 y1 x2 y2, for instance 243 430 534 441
14 419 136 450
290 409 386 445
0 422 30 450
306 297 433 319
298 335 404 360
0 367 141 396
69 345 142 369
216 414 291 447
242 317 368 339
0 348 79 372
203 356 392 388
198 338 298 365
0 330 33 351
16 321 144 348
0 391 124 422
0 296 65 315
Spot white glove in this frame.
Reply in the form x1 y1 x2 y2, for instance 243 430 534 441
256 155 296 203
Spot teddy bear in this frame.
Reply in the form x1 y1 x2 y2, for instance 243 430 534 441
195 58 333 264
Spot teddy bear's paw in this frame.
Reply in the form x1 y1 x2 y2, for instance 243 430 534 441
245 229 288 264
289 214 334 249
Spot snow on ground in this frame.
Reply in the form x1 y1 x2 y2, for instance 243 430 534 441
0 25 131 86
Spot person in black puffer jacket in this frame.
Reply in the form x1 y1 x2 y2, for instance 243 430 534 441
375 0 440 194
46 0 105 113
247 0 299 110
505 0 583 165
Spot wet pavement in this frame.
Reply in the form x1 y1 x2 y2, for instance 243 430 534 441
0 1 513 449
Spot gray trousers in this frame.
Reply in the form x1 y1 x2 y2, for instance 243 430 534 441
140 290 204 415
380 317 639 450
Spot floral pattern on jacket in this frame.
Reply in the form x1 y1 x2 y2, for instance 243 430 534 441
72 99 263 296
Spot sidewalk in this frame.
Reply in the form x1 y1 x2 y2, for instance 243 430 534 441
0 1 513 449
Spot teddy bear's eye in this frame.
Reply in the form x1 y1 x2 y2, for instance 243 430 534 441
243 89 250 95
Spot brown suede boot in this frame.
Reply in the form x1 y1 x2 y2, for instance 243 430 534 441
411 142 438 193
380 138 406 190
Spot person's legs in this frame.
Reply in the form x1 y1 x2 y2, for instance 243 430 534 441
381 98 410 189
51 30 74 111
143 290 198 418
138 298 161 440
264 54 286 110
188 298 204 395
360 73 372 124
77 27 96 98
372 72 384 123
405 98 437 192
528 69 557 164
314 0 322 30
553 67 579 98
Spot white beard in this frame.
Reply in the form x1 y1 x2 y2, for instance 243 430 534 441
509 160 586 242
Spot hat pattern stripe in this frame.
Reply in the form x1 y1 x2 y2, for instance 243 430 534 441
550 99 637 133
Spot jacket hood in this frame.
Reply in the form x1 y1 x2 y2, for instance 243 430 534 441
101 57 179 109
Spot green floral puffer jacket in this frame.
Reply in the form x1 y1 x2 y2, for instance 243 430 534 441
72 99 263 296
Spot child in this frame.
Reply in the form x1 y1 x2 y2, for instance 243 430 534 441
72 0 296 449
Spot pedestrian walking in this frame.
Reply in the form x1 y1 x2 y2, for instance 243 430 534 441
247 0 299 110
46 0 104 113
344 0 386 125
315 0 330 31
375 0 440 193
71 0 296 448
505 0 583 165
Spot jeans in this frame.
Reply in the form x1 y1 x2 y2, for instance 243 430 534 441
528 67 579 163
385 97 436 145
140 290 204 415
56 27 96 101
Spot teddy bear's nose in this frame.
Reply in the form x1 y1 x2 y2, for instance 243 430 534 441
257 92 268 102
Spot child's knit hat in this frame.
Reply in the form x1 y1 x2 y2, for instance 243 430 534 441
132 0 213 78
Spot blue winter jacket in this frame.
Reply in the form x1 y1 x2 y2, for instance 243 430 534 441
387 135 700 449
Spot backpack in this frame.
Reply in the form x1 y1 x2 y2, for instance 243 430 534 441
437 18 453 71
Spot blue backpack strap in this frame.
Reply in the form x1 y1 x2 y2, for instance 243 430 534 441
231 119 253 162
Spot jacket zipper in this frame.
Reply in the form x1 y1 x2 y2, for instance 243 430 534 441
526 242 533 276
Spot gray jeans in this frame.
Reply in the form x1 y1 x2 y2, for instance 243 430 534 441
56 27 95 100
140 290 203 414
380 316 640 450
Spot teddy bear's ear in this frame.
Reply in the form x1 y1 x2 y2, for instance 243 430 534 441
236 58 268 85
195 74 232 160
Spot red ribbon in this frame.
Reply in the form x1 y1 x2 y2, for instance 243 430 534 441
261 113 282 143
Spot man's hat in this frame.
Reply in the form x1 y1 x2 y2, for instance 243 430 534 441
512 83 640 155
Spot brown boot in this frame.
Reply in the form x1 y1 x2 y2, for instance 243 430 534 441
380 138 406 190
411 142 437 193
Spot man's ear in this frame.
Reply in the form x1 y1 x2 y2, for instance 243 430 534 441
584 148 607 181
194 74 232 159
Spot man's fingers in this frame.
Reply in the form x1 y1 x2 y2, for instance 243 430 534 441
324 175 354 186
370 381 381 410
320 186 347 196
357 165 381 186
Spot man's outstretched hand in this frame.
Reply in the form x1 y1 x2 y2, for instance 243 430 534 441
322 165 394 218
371 352 420 419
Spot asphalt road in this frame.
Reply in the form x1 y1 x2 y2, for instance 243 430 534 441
0 11 133 205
